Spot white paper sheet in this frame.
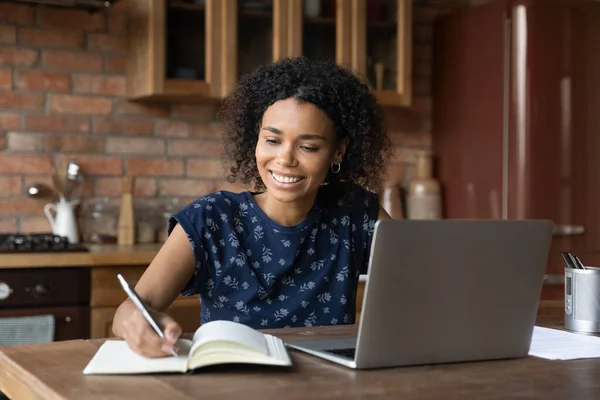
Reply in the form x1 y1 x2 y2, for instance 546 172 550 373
528 326 600 360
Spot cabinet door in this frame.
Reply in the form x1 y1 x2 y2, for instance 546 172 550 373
282 0 352 65
90 299 201 339
127 0 233 100
352 0 412 106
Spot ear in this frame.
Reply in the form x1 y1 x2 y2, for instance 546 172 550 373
333 137 348 164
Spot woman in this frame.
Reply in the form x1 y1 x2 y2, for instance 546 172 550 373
112 56 393 357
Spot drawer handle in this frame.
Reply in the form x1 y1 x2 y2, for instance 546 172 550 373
65 316 71 323
0 282 12 301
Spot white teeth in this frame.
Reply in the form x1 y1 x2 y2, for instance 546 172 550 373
272 172 302 183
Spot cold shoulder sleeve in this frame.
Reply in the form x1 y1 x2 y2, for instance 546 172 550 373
352 187 380 275
168 201 207 296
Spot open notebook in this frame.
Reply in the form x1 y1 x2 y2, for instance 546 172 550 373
83 320 292 375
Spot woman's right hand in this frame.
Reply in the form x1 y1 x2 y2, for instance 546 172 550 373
117 301 182 358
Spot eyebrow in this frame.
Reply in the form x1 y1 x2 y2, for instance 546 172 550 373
261 125 327 141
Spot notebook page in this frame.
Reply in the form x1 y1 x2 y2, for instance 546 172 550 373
191 320 268 356
529 326 600 360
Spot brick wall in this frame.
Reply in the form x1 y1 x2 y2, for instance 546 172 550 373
0 1 443 238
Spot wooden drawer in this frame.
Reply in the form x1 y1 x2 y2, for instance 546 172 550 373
91 266 198 307
90 298 201 339
0 268 90 308
0 306 89 341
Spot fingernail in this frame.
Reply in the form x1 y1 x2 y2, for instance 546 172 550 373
161 344 173 354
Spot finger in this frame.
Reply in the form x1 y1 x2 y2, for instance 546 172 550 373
161 318 182 344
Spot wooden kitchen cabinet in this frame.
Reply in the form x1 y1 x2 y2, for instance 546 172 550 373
89 266 200 338
126 0 236 101
127 0 412 106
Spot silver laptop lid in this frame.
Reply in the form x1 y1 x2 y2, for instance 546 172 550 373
354 219 553 369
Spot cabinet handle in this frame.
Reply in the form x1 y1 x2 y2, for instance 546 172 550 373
543 274 564 285
65 316 71 323
552 224 585 236
0 281 12 301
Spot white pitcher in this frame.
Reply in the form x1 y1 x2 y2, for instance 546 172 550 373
44 198 80 244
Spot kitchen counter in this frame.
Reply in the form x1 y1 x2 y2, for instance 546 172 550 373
0 243 162 269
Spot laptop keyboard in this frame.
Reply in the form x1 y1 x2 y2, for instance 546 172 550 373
323 348 356 359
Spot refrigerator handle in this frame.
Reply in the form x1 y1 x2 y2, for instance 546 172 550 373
552 224 585 236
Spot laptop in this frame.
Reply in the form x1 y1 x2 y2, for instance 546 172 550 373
286 219 554 369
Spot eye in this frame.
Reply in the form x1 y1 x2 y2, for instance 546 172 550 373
301 146 318 152
265 138 279 145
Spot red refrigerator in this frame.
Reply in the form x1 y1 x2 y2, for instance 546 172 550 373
432 0 600 310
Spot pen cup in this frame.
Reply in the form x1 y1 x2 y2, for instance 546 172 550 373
564 266 600 334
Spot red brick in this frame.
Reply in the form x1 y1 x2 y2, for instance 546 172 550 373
186 159 226 179
414 24 433 44
133 177 157 197
0 68 11 89
401 131 432 149
0 154 52 174
382 164 405 185
414 44 432 62
106 137 165 154
0 112 20 130
25 115 90 133
43 50 102 72
170 104 218 121
55 155 123 175
0 25 16 44
411 96 432 116
0 218 17 233
19 27 85 49
413 77 431 96
413 7 445 23
0 92 44 111
20 216 52 232
73 74 125 96
50 94 113 115
0 176 21 196
108 13 126 35
167 140 223 157
191 122 221 138
159 178 215 197
0 3 35 25
41 134 104 153
214 180 247 193
6 132 38 151
16 69 71 92
156 120 189 138
87 34 126 53
383 107 424 131
104 55 125 74
0 133 5 150
95 176 156 197
23 175 53 190
392 146 418 164
414 59 431 78
0 46 38 66
93 117 154 136
127 158 184 176
116 100 169 118
39 8 106 32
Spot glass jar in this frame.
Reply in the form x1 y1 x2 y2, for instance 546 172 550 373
80 197 118 244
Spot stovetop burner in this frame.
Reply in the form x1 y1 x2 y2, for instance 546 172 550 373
0 233 89 253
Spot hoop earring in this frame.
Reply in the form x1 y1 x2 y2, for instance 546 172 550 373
330 163 341 174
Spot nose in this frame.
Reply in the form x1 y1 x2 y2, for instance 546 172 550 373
276 145 297 167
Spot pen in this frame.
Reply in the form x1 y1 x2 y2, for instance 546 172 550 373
116 274 178 357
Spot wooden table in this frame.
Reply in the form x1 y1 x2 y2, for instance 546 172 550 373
0 316 598 400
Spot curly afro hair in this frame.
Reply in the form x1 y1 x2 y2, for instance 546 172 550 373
218 56 392 199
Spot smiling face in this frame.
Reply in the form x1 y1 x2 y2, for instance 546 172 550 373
255 97 346 208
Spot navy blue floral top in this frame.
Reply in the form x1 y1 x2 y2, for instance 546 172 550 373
168 182 379 329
